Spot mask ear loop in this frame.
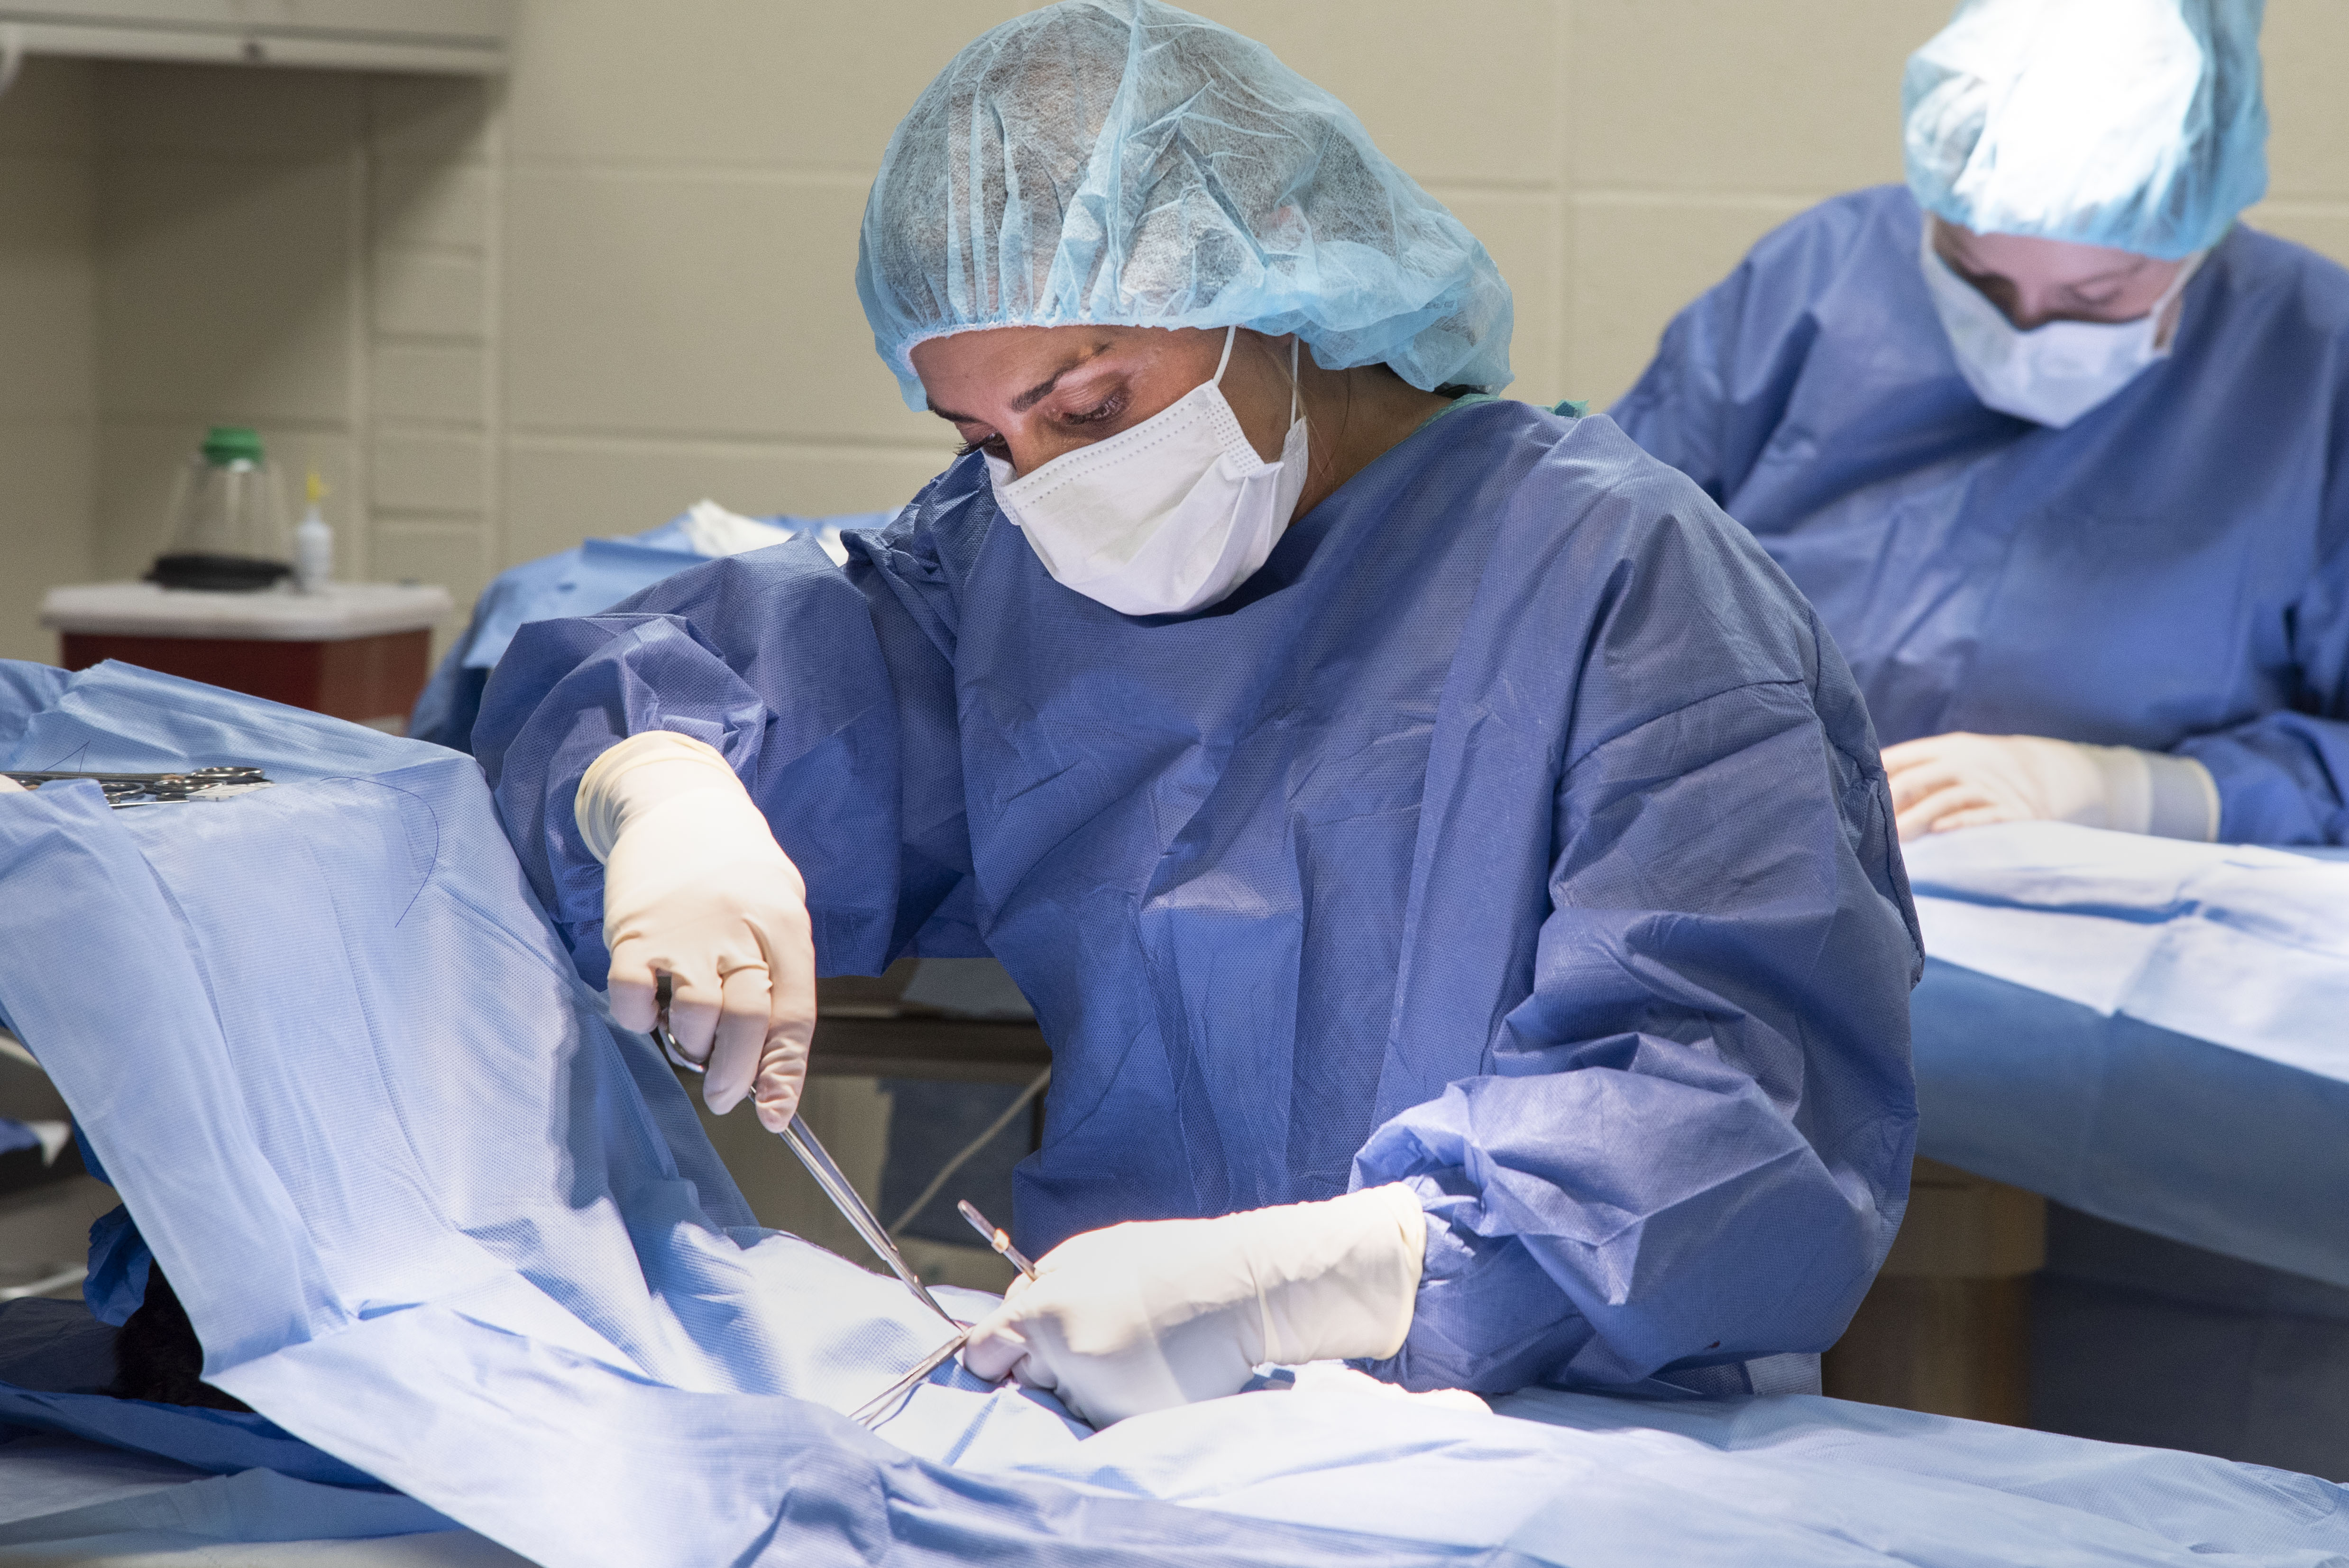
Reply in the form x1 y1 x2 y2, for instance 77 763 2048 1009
1209 325 1302 436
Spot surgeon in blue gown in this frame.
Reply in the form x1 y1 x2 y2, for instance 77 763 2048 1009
1615 0 2349 847
477 0 1920 1424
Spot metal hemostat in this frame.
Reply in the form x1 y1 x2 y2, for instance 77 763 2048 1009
4 766 271 807
647 975 973 1427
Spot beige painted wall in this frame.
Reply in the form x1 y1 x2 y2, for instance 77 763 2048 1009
0 59 97 664
3 1 2346 665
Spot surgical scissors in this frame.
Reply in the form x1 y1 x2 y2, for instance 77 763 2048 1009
649 978 958 1330
855 1205 1047 1427
649 983 973 1427
846 1332 969 1428
848 1204 1038 1427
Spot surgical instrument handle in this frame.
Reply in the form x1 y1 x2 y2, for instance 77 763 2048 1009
956 1200 1037 1280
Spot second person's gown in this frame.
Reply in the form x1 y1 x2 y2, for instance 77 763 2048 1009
1614 185 2349 845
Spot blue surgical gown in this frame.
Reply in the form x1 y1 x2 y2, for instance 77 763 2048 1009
1613 185 2349 845
475 401 1923 1394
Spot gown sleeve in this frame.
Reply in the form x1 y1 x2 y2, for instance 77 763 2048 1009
2172 484 2349 845
473 497 980 985
1353 470 1924 1395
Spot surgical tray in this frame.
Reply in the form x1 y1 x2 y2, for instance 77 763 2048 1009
2 767 271 807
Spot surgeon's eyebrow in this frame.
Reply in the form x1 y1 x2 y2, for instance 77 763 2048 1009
926 343 1117 426
1011 345 1114 412
1944 235 2150 292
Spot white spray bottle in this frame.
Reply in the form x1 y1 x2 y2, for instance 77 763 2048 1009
294 470 333 592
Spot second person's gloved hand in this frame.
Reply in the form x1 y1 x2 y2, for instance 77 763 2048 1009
960 1183 1426 1427
1882 731 2219 843
576 731 816 1129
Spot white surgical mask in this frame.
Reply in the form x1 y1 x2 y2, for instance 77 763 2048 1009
1919 220 2204 430
986 327 1308 616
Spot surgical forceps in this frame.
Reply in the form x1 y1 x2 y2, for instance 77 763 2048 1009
650 979 969 1426
2 766 269 807
957 1200 1037 1280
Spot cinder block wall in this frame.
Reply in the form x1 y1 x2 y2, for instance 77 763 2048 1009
0 60 97 663
1 0 2344 664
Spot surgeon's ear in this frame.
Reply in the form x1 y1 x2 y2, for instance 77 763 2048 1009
1220 330 1303 464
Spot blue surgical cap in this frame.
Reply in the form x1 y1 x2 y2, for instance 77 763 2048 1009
856 0 1513 409
1903 0 2268 260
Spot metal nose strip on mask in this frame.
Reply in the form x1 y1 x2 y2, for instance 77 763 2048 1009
650 976 959 1331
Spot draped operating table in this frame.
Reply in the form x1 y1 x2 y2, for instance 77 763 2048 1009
0 659 2342 1567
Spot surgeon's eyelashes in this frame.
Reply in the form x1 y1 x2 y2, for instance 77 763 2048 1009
946 390 1133 464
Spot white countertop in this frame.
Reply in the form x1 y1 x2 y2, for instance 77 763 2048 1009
40 581 453 641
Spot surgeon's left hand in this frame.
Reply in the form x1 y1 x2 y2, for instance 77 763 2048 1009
961 1184 1426 1427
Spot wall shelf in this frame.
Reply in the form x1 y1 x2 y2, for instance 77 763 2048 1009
0 0 506 75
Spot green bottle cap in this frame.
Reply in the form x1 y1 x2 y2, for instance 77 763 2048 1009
200 425 265 467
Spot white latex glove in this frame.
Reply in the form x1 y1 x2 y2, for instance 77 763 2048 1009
962 1184 1426 1427
1883 731 2219 843
576 732 815 1128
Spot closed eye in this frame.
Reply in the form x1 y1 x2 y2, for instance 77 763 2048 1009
1056 394 1127 428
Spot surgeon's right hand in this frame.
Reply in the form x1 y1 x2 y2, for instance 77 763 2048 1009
575 731 816 1129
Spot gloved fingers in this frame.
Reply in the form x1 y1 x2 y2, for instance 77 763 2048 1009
1885 757 1971 815
1921 803 2024 834
1896 781 2010 841
606 959 661 1034
700 963 772 1113
1881 731 1981 775
651 960 724 1066
1895 781 1987 840
751 1031 809 1132
607 939 721 1050
1009 1356 1075 1414
751 900 818 1134
961 1311 1037 1384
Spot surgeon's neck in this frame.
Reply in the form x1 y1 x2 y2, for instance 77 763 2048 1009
1288 358 1454 521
